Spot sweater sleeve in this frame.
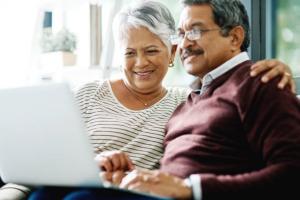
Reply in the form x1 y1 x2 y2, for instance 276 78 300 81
196 76 300 200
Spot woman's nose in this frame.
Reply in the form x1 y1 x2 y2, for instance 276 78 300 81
135 54 149 67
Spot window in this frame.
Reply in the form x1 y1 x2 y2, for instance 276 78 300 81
245 0 299 77
245 0 300 94
253 0 300 76
275 0 300 76
34 2 91 84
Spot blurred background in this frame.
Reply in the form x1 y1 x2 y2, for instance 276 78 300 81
0 0 299 91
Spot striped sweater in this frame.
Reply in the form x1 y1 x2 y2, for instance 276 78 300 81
75 80 188 169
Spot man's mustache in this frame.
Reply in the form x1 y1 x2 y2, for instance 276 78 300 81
181 48 204 60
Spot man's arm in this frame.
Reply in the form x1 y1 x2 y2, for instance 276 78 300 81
194 76 300 200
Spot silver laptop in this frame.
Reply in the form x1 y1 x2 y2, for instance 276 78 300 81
0 82 172 199
0 82 102 187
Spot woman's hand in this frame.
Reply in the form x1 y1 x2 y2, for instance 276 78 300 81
95 151 135 172
250 59 296 94
100 170 127 186
120 169 193 199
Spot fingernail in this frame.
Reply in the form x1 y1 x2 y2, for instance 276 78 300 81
250 71 256 76
278 84 284 89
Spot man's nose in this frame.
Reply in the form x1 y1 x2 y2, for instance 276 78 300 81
179 34 194 49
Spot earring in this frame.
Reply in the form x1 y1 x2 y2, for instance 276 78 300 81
169 61 174 67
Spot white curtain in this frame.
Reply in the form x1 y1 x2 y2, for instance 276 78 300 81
99 0 125 79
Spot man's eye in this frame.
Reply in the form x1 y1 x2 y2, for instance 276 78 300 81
191 29 200 34
177 32 185 38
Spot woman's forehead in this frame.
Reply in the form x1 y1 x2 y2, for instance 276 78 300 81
120 27 165 47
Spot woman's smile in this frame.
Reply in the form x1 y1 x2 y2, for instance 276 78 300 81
134 70 155 79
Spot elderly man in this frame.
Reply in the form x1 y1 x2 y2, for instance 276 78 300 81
119 0 300 200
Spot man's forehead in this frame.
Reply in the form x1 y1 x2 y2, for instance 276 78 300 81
178 4 214 30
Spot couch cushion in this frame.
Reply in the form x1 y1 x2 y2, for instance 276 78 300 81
0 183 31 200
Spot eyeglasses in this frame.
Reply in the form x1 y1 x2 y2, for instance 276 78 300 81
169 28 220 45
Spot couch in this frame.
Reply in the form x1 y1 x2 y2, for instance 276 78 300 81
0 183 31 200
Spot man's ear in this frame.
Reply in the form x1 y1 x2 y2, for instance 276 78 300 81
229 26 245 52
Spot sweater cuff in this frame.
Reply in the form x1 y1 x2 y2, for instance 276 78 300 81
189 174 202 200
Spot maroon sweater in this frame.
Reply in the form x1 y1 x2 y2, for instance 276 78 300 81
161 61 300 200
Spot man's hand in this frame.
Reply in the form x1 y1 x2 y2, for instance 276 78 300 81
95 151 135 172
120 169 193 199
250 59 296 94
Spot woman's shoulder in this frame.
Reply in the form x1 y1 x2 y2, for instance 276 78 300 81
74 80 112 102
166 86 191 98
162 86 190 105
75 80 108 94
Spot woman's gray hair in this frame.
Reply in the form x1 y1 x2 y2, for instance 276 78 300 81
181 0 250 52
112 0 176 54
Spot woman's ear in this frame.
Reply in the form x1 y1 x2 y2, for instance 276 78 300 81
229 26 245 52
170 45 177 60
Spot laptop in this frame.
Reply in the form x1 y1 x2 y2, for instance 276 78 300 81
0 82 102 187
0 82 171 199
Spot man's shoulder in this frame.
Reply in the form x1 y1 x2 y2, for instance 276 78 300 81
226 60 294 103
229 60 253 81
213 60 281 100
226 60 274 90
233 60 280 91
215 60 254 91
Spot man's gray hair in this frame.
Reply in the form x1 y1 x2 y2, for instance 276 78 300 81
113 1 176 54
181 0 250 52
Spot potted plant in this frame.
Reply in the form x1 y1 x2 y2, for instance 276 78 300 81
41 28 77 66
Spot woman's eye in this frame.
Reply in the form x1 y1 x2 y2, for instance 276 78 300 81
146 49 159 54
125 52 135 57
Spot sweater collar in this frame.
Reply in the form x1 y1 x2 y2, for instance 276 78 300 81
190 52 250 93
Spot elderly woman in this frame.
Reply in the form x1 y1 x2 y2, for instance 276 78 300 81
76 0 185 170
3 1 293 200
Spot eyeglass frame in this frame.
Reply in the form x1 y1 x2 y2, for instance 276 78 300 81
169 27 221 45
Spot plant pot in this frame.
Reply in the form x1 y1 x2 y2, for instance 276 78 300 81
62 51 77 66
41 51 77 67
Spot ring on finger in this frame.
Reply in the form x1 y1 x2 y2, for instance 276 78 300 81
284 72 291 77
